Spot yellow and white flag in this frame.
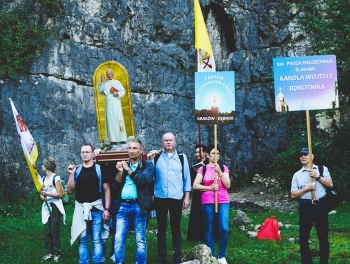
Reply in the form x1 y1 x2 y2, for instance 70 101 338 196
9 98 41 192
194 0 216 72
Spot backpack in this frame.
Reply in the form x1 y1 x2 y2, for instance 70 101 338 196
154 151 185 180
256 216 282 241
43 174 69 204
74 164 102 192
318 165 342 212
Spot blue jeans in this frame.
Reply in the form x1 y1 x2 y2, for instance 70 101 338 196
299 200 329 264
202 203 229 259
155 197 183 263
78 210 104 264
114 201 147 264
102 199 118 258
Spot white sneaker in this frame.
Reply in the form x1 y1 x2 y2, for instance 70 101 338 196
110 255 116 262
218 257 228 264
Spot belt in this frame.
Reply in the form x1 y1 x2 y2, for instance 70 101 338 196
121 199 137 203
300 197 327 204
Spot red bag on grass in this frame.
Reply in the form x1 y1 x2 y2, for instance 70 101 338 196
256 216 282 241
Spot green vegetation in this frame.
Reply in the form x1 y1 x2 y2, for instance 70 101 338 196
0 0 61 78
1 191 350 263
266 0 350 199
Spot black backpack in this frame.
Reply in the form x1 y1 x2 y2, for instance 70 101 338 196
319 165 342 212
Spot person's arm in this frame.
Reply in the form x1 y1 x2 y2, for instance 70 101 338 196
128 160 154 187
102 182 111 221
317 166 333 188
182 154 191 208
317 177 333 188
215 165 230 189
118 82 126 98
98 75 106 94
66 165 76 194
291 182 316 199
183 191 190 208
193 172 218 192
41 179 63 199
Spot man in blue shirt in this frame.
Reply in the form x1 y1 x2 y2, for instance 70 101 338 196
291 147 333 264
148 133 191 264
112 138 154 264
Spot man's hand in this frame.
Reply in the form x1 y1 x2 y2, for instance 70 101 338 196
67 165 76 174
306 182 316 191
103 210 110 221
121 161 130 171
101 75 105 82
116 162 124 173
308 169 318 179
147 150 158 160
93 148 101 157
112 91 119 97
183 197 190 209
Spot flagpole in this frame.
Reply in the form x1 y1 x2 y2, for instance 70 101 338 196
214 124 218 213
306 110 315 200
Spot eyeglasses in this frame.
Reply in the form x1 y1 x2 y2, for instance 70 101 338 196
81 151 92 154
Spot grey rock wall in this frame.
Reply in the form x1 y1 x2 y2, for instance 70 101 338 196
0 0 310 193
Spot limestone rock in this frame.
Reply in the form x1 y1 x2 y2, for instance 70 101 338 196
182 244 218 264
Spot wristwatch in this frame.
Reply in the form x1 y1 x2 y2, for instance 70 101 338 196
104 208 111 213
316 175 321 180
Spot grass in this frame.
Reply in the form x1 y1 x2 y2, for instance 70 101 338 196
1 201 350 263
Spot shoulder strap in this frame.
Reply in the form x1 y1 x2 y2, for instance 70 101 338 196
154 152 184 180
52 174 57 188
318 164 324 177
178 152 184 180
95 164 102 192
74 165 102 192
202 164 225 177
154 153 160 167
74 166 83 184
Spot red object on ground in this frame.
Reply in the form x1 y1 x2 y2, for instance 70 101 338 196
256 216 282 241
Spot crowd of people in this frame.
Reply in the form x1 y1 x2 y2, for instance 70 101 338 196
38 135 333 264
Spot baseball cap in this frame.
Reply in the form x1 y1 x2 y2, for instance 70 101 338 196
299 147 309 154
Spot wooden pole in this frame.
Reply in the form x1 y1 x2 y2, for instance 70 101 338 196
198 124 202 154
214 124 218 213
306 110 315 200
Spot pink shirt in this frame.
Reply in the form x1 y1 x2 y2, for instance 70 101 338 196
198 164 230 204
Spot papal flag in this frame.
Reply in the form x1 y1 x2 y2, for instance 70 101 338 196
194 0 216 72
9 98 41 192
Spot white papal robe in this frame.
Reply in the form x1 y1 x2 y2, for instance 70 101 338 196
98 79 127 142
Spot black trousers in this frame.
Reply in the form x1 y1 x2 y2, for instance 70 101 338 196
155 197 183 262
299 200 329 264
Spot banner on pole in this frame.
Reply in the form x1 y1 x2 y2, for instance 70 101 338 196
194 0 216 72
273 55 338 112
9 98 42 192
195 72 235 124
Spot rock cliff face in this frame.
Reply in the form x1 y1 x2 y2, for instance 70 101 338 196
0 0 310 192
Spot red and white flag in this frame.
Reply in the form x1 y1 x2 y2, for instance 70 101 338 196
9 98 41 192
